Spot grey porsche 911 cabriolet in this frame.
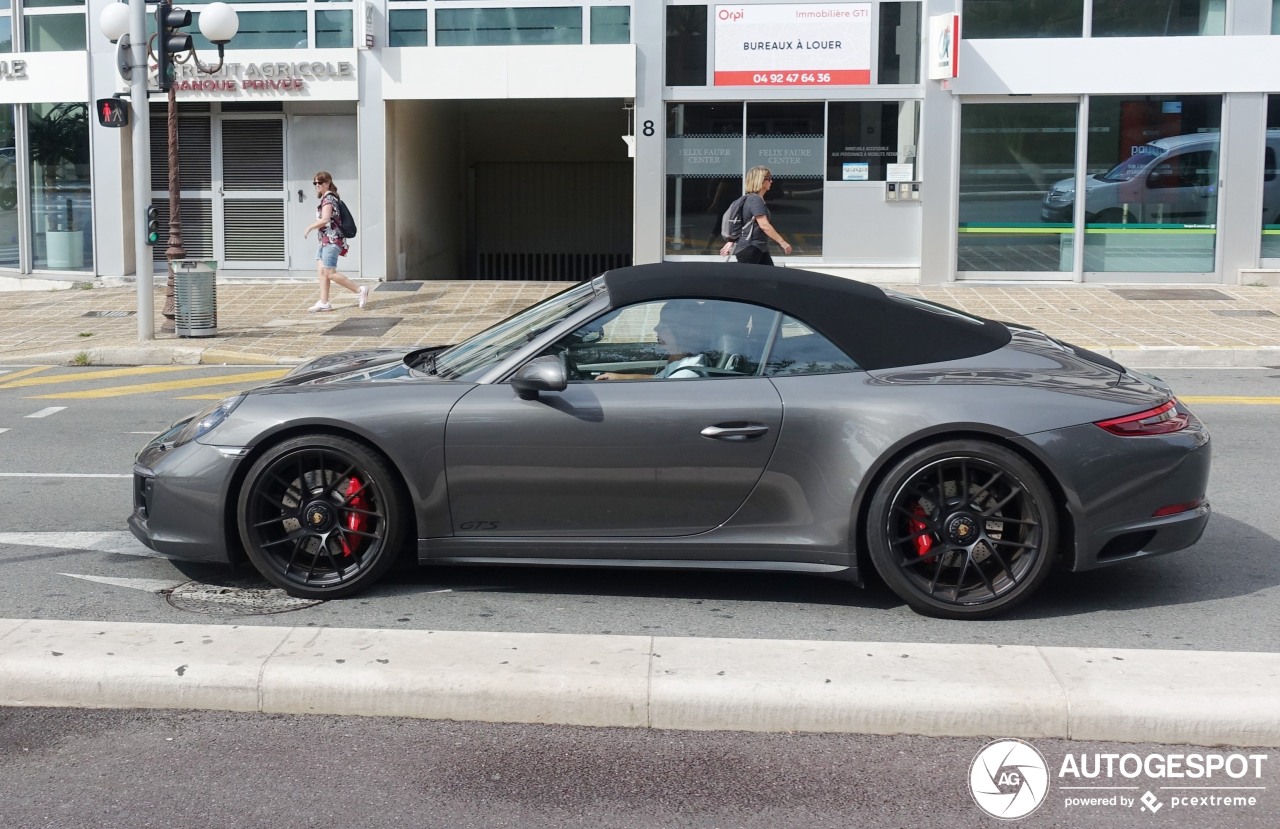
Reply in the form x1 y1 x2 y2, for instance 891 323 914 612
129 264 1210 619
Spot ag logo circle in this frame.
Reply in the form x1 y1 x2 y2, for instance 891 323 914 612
969 738 1050 820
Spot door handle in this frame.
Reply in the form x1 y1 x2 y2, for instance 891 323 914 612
298 189 305 202
701 423 769 441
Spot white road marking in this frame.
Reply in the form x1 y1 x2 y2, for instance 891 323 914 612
0 473 130 478
25 407 67 418
0 428 8 435
0 531 162 557
59 573 184 593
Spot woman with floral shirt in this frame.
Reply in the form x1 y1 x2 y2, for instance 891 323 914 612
302 171 367 312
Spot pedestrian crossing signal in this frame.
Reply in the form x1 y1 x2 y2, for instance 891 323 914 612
96 98 129 128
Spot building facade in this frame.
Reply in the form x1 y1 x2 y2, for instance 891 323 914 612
2 0 1279 286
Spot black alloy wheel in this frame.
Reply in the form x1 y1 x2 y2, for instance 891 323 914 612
867 440 1058 620
237 435 408 599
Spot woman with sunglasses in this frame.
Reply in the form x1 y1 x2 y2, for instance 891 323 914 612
720 165 792 266
302 171 367 312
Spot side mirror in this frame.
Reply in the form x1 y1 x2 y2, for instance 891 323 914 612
511 355 567 400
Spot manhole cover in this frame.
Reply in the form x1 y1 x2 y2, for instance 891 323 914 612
324 316 403 336
1111 289 1232 301
1213 309 1278 317
165 580 322 615
374 281 425 292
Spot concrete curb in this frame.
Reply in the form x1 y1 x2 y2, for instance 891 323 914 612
2 619 1278 746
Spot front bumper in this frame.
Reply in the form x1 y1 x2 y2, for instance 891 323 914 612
128 438 244 563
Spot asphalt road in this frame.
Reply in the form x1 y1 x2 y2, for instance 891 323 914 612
0 365 1277 651
1 707 1276 829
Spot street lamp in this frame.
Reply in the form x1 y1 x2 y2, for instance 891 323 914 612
155 0 239 331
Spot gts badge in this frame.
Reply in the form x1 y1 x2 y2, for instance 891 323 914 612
460 520 498 531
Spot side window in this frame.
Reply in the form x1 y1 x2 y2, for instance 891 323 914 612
762 316 859 376
1266 147 1277 183
547 298 778 381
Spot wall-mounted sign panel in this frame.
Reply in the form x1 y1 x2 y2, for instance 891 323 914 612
928 13 959 80
713 3 872 87
0 53 87 103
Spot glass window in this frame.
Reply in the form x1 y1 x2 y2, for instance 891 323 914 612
1275 0 1280 35
0 18 10 53
0 105 16 269
1083 95 1221 273
316 10 353 48
28 102 91 272
878 2 921 84
745 102 823 255
826 101 919 182
1263 96 1280 259
590 5 629 44
197 10 307 49
23 13 86 51
555 299 778 381
1092 0 1226 37
957 102 1077 272
962 0 1082 38
666 5 707 87
388 9 428 47
436 7 582 46
762 315 858 376
665 103 742 255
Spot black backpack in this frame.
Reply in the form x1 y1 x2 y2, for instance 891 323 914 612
335 198 357 239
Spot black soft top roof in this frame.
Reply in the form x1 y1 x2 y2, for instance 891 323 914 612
600 263 1011 371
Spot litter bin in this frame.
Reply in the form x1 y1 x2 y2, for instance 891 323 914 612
173 259 217 337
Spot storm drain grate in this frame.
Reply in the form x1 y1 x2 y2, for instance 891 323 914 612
324 316 403 336
81 310 137 317
375 281 426 292
1212 309 1278 317
1111 289 1232 301
165 580 322 615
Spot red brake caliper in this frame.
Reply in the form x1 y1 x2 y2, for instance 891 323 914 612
909 504 934 557
340 477 367 557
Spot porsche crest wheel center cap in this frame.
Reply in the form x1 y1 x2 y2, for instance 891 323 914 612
304 502 335 531
946 515 979 545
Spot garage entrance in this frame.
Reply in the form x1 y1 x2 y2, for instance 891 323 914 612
387 98 633 281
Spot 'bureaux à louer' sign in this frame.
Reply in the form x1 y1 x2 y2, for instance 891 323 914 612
713 3 872 87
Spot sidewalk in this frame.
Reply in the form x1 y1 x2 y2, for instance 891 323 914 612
2 275 1280 367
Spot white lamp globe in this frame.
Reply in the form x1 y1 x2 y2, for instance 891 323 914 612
98 2 130 43
199 3 240 44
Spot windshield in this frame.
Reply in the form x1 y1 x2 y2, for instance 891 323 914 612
432 279 601 380
1097 148 1166 182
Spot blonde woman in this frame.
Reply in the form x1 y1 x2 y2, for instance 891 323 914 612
302 171 367 312
719 165 793 265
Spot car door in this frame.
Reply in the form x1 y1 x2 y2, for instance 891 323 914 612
443 299 784 539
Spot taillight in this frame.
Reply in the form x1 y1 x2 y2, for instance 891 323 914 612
1153 497 1205 517
1095 399 1189 436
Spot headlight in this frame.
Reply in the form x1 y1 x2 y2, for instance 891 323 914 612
171 394 244 447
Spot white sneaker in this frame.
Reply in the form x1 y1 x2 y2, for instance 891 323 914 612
308 301 333 313
357 286 368 309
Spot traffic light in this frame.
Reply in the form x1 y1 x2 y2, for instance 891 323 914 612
155 0 193 93
146 204 160 246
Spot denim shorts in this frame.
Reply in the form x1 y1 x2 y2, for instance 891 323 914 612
316 244 340 269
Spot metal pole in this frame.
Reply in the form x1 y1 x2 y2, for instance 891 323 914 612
129 0 154 340
163 78 183 333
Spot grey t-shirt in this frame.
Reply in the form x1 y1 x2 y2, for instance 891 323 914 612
732 193 770 253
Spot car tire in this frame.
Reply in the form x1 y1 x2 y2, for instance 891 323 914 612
866 440 1058 620
237 434 410 599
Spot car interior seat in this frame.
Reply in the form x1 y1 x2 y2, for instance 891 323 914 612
714 332 749 373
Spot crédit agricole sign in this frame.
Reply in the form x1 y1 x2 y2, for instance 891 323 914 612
713 3 872 87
